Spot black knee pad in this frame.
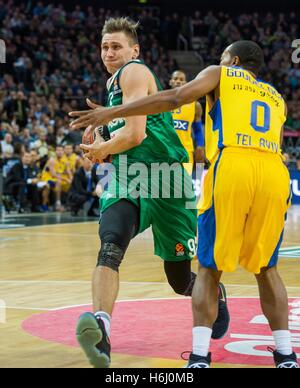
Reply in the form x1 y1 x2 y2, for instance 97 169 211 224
164 259 196 296
168 272 196 296
97 242 125 272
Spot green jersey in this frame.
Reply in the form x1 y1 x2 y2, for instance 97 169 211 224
106 60 188 165
100 61 197 262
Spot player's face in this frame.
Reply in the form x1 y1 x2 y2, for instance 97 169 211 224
169 72 187 88
101 32 140 75
220 46 239 67
64 145 73 156
56 147 64 159
220 48 233 66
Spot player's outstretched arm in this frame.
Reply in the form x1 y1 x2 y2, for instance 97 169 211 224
69 65 221 129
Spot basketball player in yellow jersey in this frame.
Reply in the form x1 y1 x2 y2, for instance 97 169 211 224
62 144 82 175
73 40 299 369
170 71 205 175
41 145 72 211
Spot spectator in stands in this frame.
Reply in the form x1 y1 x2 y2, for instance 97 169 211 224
3 91 17 122
40 145 72 211
3 151 40 212
68 157 99 217
191 11 204 37
0 133 14 158
30 149 41 171
20 127 34 150
30 128 49 158
62 144 82 175
14 91 29 129
283 153 299 171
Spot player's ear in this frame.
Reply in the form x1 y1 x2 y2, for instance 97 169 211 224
232 56 240 66
132 44 140 59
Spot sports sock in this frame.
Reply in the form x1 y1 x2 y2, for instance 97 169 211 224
273 330 293 356
192 326 212 357
95 311 111 337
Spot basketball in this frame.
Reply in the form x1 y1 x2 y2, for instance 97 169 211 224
82 126 111 147
82 125 96 148
82 126 112 162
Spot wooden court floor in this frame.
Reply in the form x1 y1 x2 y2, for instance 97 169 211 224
0 206 299 368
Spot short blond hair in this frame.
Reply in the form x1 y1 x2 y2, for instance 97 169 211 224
102 17 139 45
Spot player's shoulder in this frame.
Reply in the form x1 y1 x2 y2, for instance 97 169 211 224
119 62 154 92
196 65 222 81
121 61 153 79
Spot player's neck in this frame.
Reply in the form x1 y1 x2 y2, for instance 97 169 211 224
242 66 257 79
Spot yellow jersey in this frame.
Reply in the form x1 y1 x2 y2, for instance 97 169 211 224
172 102 196 154
205 66 286 163
41 157 69 182
62 153 78 174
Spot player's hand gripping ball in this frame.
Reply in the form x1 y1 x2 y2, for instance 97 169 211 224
82 125 95 148
81 125 112 163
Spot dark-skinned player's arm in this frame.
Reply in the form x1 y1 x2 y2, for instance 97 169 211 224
193 101 206 163
69 65 221 130
79 64 152 162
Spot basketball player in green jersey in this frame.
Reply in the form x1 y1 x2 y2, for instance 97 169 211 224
70 17 229 368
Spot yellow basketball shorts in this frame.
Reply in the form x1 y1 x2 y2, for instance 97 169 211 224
42 175 70 193
197 148 291 274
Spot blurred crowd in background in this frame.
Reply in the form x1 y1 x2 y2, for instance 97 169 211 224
0 0 299 214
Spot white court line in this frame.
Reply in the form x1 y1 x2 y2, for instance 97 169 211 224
1 280 300 289
47 295 300 312
225 284 300 290
1 306 54 311
121 281 170 285
0 221 98 231
0 280 91 285
19 232 98 238
0 280 169 285
2 297 186 312
231 334 300 340
0 224 25 229
0 221 152 240
52 297 188 311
